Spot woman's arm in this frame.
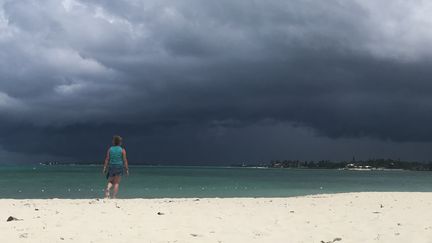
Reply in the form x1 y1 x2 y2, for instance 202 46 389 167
123 149 129 175
103 149 109 174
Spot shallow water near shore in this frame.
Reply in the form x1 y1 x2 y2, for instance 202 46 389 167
1 165 432 199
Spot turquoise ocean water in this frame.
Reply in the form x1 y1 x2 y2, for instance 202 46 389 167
1 165 432 199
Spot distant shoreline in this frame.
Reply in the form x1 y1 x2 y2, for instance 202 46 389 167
31 162 430 171
29 158 432 171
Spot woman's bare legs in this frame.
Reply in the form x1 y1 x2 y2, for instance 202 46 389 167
105 179 113 198
112 176 121 199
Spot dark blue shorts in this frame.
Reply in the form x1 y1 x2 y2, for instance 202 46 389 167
106 166 123 179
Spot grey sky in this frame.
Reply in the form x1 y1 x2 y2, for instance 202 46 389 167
1 0 432 164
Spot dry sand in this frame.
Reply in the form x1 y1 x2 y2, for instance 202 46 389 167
1 192 432 243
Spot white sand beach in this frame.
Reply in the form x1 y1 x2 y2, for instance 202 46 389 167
1 192 432 243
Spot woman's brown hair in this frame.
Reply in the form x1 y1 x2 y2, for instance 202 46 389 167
112 135 122 146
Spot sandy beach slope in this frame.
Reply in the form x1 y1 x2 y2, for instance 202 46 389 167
1 192 432 243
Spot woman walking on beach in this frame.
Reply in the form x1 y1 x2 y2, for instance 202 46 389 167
103 135 129 199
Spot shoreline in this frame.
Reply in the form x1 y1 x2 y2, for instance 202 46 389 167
1 192 432 242
1 190 431 200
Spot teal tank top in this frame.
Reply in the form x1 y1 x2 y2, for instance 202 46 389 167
109 146 124 166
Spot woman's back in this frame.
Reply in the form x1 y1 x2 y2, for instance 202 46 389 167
109 146 123 166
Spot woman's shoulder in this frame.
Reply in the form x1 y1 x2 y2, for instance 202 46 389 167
108 146 121 151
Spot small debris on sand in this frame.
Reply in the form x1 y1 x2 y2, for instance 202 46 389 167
6 216 21 222
321 237 342 243
157 212 165 215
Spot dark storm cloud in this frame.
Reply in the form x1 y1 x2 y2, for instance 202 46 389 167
1 0 432 162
